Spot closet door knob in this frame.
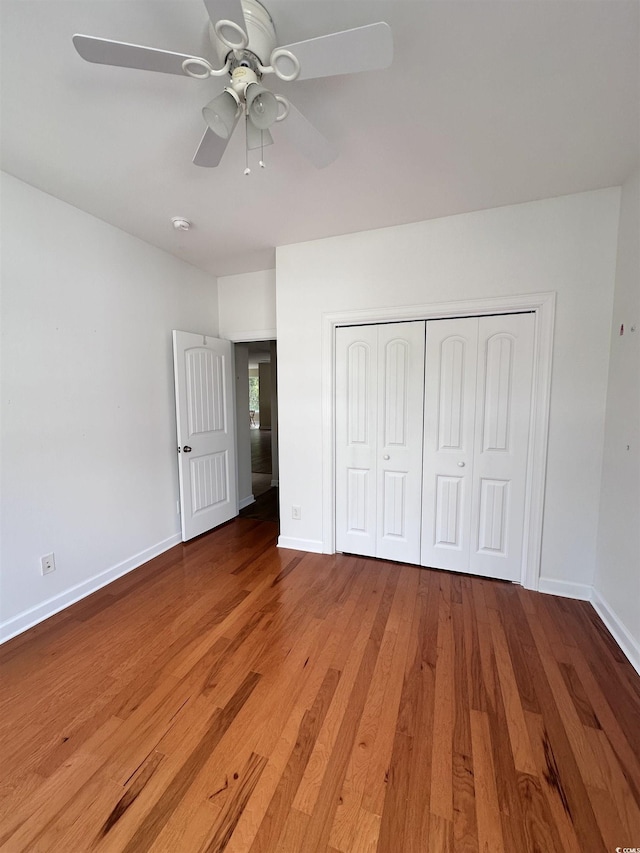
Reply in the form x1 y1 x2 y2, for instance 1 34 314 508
383 454 390 460
457 461 465 467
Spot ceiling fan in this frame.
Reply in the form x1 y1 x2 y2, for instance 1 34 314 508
73 0 393 171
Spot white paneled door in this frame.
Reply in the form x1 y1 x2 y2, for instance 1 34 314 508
335 322 425 564
335 313 535 582
421 317 479 573
468 314 535 579
173 331 237 541
421 313 534 581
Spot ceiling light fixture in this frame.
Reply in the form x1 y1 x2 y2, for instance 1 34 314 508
245 82 278 130
202 67 279 175
202 88 241 139
72 0 393 170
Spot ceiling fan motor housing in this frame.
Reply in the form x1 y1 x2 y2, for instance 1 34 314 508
229 66 257 97
209 0 277 68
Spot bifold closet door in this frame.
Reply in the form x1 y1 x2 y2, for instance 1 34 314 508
468 313 535 579
421 313 535 582
335 322 425 563
421 318 479 572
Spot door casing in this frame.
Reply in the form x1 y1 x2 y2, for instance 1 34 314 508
323 292 556 590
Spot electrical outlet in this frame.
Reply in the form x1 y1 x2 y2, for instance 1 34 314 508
41 553 56 575
292 505 301 520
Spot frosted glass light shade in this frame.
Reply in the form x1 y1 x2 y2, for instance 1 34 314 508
246 84 278 131
246 121 274 151
203 90 239 139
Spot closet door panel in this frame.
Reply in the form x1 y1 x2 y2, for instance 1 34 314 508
421 318 479 571
469 313 535 580
376 322 426 563
335 326 378 556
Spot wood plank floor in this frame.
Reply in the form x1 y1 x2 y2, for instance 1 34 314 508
239 489 279 525
1 518 639 852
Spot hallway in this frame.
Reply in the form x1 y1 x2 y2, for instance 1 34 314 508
240 427 279 524
250 427 272 498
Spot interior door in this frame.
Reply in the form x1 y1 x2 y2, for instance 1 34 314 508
468 313 535 579
173 330 238 541
375 322 426 563
421 317 479 572
335 321 425 563
421 313 534 581
335 324 378 557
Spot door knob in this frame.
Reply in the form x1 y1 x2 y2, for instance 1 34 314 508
457 461 465 467
183 446 192 453
383 454 390 460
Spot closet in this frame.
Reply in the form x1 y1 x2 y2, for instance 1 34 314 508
335 313 535 582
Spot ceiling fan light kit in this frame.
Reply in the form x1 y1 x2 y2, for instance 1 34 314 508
72 0 393 171
203 88 241 139
245 82 278 131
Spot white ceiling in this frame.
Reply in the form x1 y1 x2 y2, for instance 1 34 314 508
2 1 638 277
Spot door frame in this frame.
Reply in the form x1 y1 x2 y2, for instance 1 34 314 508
322 291 556 591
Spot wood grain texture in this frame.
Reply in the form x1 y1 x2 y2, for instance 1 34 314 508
0 518 638 852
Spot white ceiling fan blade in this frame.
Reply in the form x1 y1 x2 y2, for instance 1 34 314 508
202 0 248 35
278 22 393 81
73 35 206 76
193 125 235 167
277 102 337 169
246 121 274 151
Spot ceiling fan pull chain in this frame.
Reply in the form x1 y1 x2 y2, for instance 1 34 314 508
244 113 251 176
259 131 266 169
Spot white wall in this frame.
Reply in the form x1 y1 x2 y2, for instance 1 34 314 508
594 168 640 666
0 173 218 637
218 269 276 340
276 189 620 590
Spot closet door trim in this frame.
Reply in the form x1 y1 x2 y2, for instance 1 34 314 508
323 292 556 591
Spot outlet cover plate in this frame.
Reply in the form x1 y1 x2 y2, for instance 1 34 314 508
41 553 56 575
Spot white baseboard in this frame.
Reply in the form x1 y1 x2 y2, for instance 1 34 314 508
0 533 182 645
238 495 255 510
537 577 592 600
3 535 638 679
590 587 640 677
277 536 324 554
537 577 639 676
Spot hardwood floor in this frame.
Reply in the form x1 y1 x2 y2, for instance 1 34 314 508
250 428 273 501
0 518 639 852
239 489 279 525
250 429 272 476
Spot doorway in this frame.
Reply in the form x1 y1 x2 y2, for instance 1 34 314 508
235 340 280 524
